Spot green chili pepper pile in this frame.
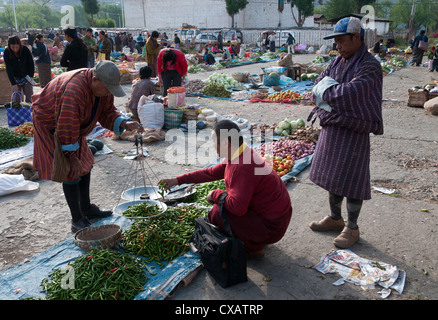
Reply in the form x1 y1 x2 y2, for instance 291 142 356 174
40 249 148 300
0 127 30 150
121 206 208 262
122 203 163 218
188 180 226 206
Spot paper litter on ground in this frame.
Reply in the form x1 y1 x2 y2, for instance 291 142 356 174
314 249 406 298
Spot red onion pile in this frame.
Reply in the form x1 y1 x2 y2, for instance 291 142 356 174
254 140 315 161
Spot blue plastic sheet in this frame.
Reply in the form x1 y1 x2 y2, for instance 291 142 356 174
0 148 313 300
0 215 202 300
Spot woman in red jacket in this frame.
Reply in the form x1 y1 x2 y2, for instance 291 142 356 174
157 48 188 96
159 120 292 257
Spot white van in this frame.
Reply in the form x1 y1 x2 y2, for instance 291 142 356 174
177 28 201 42
218 28 242 43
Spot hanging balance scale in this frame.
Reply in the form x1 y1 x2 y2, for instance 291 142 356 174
113 135 196 219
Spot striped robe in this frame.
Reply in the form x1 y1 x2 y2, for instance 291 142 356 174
309 44 383 200
32 69 126 182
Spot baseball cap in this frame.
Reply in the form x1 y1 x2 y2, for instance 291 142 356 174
93 60 126 97
324 17 365 40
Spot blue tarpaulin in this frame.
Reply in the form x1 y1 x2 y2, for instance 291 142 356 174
0 152 313 300
0 215 202 300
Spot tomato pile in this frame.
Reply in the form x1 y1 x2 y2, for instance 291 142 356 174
13 122 34 137
261 154 294 177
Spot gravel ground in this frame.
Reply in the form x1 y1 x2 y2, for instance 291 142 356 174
0 53 437 301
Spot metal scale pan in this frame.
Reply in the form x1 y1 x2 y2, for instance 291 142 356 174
121 185 166 201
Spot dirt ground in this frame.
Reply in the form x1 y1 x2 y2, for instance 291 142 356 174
0 53 437 301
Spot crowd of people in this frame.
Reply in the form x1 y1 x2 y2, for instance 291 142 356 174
1 20 436 251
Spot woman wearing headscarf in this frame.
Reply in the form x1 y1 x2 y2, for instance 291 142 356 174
3 35 35 103
60 27 88 71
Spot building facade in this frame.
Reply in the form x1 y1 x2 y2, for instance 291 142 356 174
122 0 315 30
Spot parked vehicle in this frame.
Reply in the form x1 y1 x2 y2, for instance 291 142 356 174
218 28 242 43
194 33 217 44
175 28 201 42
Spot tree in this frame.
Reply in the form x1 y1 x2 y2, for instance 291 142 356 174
30 0 51 9
72 5 91 27
322 0 355 20
321 0 376 20
97 3 123 27
374 0 392 19
389 0 438 30
225 0 248 28
286 0 314 27
80 0 99 27
0 2 62 29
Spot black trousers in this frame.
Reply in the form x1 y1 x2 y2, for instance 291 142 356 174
162 70 182 96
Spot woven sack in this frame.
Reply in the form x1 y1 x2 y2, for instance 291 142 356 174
277 53 293 67
424 96 438 115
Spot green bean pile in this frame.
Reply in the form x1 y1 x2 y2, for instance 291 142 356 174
121 206 208 263
122 203 163 218
188 180 226 206
40 249 148 300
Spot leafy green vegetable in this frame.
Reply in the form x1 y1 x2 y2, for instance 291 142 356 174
0 127 30 150
202 83 232 98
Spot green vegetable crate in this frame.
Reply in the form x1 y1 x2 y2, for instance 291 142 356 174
164 108 183 129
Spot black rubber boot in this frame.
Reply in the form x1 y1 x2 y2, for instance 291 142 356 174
78 172 113 220
63 182 90 233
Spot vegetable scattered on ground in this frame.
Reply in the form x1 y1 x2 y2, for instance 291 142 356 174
202 83 232 98
0 127 30 150
266 90 302 102
261 154 295 177
40 249 148 300
12 122 34 137
188 180 226 206
254 139 316 161
274 118 306 136
205 73 239 89
121 206 209 262
122 202 163 218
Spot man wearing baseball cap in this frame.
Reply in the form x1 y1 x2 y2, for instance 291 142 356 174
32 60 142 232
307 17 384 248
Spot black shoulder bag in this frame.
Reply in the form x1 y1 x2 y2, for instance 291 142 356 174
190 192 247 288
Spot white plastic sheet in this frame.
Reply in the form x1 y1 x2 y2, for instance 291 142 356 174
0 174 39 196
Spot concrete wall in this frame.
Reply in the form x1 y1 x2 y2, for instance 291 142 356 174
241 28 335 48
123 0 315 30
